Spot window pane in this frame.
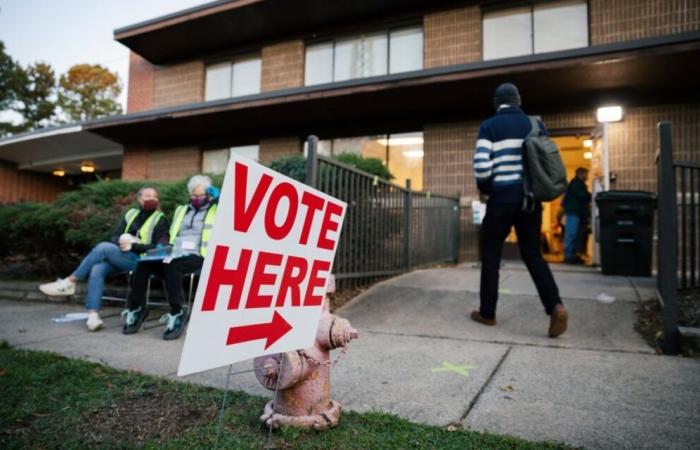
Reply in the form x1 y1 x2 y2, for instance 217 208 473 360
303 139 332 156
230 145 259 162
305 42 334 86
202 148 229 174
332 136 386 163
390 27 423 74
334 37 363 82
362 32 388 77
483 7 532 60
387 132 423 190
204 63 231 100
232 55 261 97
534 0 588 53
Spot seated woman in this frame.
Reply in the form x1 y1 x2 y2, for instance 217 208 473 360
122 175 218 341
39 186 168 332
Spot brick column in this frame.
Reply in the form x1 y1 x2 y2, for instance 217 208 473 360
259 137 302 165
121 145 149 180
424 6 481 69
126 51 155 113
147 146 202 181
262 40 305 92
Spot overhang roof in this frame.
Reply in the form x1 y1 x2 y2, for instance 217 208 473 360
115 0 462 64
88 32 700 147
0 125 122 174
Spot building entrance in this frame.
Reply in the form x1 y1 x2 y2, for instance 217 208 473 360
501 134 595 264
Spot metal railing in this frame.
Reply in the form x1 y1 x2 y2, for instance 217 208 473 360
305 136 460 288
656 121 700 354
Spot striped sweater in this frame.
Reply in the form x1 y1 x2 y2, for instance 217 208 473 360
473 106 547 204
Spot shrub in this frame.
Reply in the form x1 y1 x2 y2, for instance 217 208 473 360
334 153 394 180
268 154 307 182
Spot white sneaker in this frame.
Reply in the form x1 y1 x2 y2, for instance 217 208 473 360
86 312 103 332
39 278 76 296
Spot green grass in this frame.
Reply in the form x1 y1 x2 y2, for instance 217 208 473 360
0 342 570 449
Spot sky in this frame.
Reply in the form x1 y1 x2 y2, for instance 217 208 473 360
0 0 212 121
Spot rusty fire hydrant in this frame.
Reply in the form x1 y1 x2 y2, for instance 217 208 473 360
254 276 359 430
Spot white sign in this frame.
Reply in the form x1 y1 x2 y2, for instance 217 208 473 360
471 200 486 225
178 155 346 376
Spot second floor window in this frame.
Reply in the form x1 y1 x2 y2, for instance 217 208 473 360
483 0 588 61
305 26 423 86
205 54 261 101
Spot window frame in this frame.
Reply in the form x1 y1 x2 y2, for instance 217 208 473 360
204 52 262 101
480 0 590 59
303 21 424 86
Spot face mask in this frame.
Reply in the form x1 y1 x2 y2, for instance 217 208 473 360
142 199 159 211
190 197 208 210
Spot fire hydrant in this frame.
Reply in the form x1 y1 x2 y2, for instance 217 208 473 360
254 276 359 430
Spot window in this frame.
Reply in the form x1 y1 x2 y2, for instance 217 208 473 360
304 26 423 86
304 132 424 189
202 145 260 174
204 54 261 101
483 0 588 60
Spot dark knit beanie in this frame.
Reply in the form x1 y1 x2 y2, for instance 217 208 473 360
493 83 521 109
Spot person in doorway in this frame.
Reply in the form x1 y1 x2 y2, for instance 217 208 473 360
122 175 219 341
39 186 168 331
471 82 568 338
563 167 591 264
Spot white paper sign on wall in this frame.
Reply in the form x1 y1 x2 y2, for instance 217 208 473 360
178 154 346 376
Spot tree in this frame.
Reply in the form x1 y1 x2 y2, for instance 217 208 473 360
57 64 122 121
0 41 57 136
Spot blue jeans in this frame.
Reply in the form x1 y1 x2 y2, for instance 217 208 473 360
564 214 581 260
72 242 138 311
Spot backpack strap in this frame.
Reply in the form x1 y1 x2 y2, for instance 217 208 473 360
521 116 538 212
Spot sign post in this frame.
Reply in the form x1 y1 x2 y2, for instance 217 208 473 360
178 154 346 377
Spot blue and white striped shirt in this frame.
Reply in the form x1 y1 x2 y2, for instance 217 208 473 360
474 106 547 204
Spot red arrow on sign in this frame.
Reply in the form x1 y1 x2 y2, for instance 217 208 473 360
226 311 293 350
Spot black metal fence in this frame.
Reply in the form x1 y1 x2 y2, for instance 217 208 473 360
305 136 460 288
656 121 700 354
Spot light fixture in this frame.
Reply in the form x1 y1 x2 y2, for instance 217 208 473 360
402 150 424 158
583 139 593 148
596 106 623 123
584 152 593 160
376 136 424 146
52 169 66 177
80 163 95 173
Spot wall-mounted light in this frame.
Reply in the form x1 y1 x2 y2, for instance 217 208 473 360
583 139 593 148
376 137 424 146
402 150 424 158
584 152 593 160
596 106 623 123
52 169 66 177
80 163 95 173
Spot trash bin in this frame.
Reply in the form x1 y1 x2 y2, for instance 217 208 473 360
595 190 656 276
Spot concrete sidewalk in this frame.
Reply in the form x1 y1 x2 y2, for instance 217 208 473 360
1 263 699 449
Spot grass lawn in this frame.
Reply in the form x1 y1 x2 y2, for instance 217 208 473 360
0 342 570 449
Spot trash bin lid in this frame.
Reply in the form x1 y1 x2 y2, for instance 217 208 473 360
595 190 657 203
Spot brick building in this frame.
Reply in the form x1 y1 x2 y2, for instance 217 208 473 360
1 0 699 261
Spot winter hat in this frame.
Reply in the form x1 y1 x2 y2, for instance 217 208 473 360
493 82 521 109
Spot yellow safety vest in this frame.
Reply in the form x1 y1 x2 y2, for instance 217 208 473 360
123 208 165 246
169 203 218 257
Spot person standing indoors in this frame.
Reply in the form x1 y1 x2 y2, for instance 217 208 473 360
563 167 591 264
471 82 568 338
39 187 168 331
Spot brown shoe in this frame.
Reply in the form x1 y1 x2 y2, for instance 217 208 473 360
471 311 496 326
549 304 568 338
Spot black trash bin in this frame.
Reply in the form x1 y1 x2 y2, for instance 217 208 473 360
595 190 656 277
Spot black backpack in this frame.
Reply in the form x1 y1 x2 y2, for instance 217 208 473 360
522 117 567 210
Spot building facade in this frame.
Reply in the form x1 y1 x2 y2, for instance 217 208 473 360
1 0 699 260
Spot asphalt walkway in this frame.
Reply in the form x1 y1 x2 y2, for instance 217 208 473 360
1 262 699 449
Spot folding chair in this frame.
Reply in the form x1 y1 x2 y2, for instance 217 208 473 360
142 269 201 329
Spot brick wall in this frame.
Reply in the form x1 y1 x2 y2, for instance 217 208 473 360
590 0 700 45
126 52 155 113
259 137 301 165
607 103 700 192
423 122 481 261
262 40 305 92
0 160 67 203
147 147 201 181
424 6 481 68
121 145 149 180
153 60 204 109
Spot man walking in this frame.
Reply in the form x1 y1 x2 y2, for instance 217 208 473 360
563 167 591 264
471 82 568 338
